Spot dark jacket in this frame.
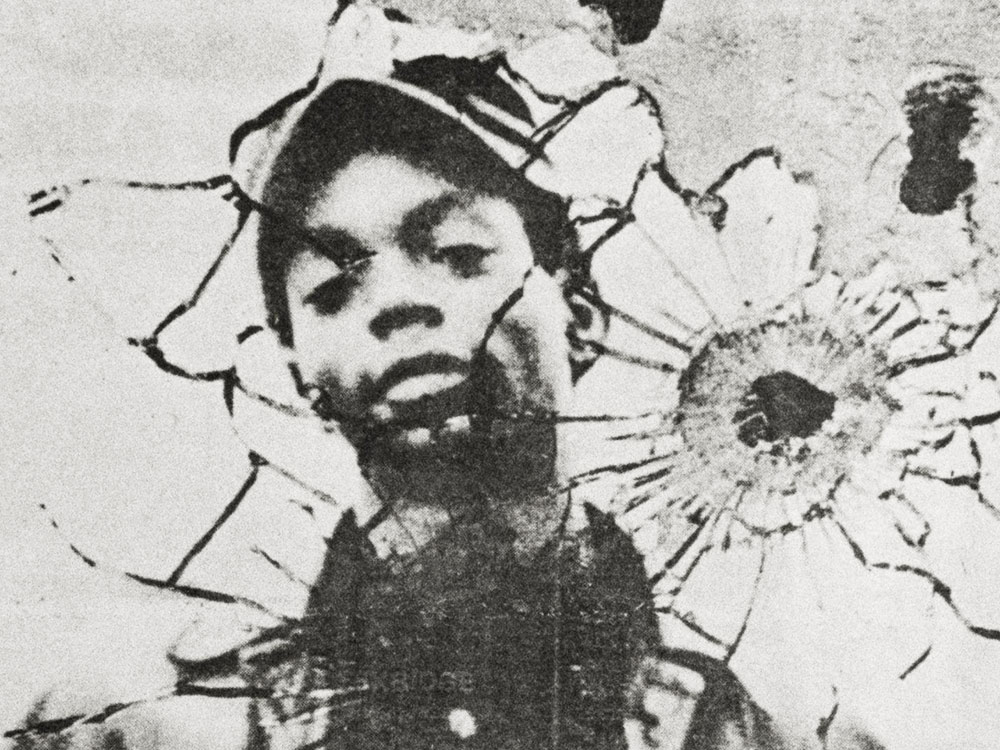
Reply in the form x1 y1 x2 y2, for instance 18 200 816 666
234 505 659 750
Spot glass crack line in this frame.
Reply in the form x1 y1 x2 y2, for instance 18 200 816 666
251 546 312 590
166 461 262 586
898 645 932 680
725 543 768 662
36 497 291 623
574 285 696 350
829 517 1000 643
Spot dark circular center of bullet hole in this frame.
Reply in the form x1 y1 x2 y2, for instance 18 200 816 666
899 73 982 215
734 371 837 448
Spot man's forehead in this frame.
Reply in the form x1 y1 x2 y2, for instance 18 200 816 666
303 154 455 233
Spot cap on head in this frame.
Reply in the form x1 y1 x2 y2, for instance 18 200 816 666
236 4 666 346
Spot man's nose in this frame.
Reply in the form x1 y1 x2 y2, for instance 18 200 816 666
366 249 445 341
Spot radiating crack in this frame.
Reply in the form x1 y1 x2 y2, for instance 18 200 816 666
167 462 263 586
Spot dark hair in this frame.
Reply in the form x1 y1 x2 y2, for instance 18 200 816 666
257 79 579 346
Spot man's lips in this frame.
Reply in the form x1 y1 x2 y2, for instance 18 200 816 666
372 353 471 403
367 353 473 427
383 371 465 402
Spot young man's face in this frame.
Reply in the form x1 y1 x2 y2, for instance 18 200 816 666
283 153 576 460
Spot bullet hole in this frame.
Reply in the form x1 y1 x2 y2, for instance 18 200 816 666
578 0 665 44
899 73 982 215
734 371 837 447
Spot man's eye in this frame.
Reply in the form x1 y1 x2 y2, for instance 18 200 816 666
432 244 493 277
304 274 358 315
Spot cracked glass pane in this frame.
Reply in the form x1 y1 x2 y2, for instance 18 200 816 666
6 2 1000 750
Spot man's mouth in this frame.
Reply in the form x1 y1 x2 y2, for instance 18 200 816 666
368 353 473 428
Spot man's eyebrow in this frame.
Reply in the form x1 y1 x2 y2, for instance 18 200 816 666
398 192 481 248
307 225 370 267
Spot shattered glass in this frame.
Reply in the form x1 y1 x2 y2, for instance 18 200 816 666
8 2 1000 749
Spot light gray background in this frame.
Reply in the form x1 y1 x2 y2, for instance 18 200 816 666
4 1 1000 747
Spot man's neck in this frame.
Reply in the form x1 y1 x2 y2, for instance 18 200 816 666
360 423 569 561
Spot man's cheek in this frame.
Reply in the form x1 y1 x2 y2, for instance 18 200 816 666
289 318 356 398
480 271 572 415
288 318 333 384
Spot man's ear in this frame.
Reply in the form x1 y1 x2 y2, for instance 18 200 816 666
567 286 610 381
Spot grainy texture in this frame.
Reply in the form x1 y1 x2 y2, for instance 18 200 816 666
5 2 1000 749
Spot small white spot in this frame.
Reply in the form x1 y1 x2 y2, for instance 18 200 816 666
369 403 393 424
448 708 477 739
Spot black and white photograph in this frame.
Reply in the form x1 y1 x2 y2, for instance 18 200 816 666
3 1 1000 748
